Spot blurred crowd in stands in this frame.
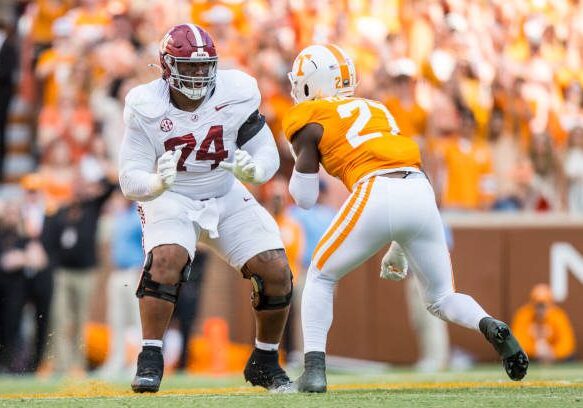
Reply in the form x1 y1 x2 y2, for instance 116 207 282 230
1 0 583 375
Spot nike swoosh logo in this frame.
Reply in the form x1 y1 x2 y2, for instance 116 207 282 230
215 103 230 111
243 197 252 202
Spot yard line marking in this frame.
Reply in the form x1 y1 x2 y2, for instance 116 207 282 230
1 380 582 400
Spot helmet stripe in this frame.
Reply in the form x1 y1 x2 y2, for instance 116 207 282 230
188 23 204 47
325 44 350 87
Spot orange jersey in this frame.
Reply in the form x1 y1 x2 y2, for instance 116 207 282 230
282 97 421 190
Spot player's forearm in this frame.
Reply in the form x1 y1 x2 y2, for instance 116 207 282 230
119 169 165 202
240 125 280 184
289 168 319 209
118 123 164 201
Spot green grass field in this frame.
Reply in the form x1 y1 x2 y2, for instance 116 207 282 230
1 363 582 407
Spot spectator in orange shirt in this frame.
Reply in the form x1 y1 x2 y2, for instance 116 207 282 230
67 0 111 47
511 283 576 363
384 58 427 142
29 0 73 67
35 18 79 108
38 88 94 160
434 109 494 211
25 138 76 216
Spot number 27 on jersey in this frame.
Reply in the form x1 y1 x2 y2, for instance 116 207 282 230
336 99 400 148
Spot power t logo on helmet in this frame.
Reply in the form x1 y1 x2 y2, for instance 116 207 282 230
159 24 218 100
287 44 357 103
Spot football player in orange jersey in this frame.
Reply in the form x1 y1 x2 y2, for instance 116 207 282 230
282 44 528 392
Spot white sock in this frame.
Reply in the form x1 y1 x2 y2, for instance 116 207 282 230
302 268 336 353
255 340 279 351
142 339 163 349
427 293 489 331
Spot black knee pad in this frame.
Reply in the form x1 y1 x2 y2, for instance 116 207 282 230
250 274 293 311
136 252 191 304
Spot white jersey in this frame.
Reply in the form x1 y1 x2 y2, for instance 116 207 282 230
120 69 260 200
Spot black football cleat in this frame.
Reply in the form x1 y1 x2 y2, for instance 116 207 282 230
131 347 164 393
296 351 327 393
243 348 293 392
479 317 529 381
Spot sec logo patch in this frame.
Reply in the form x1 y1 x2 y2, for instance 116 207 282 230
160 118 173 132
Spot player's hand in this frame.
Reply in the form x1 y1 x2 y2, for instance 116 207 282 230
380 242 408 281
157 147 182 189
535 340 555 363
219 149 265 184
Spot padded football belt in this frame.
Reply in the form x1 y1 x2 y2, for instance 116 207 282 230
250 274 293 311
136 252 192 304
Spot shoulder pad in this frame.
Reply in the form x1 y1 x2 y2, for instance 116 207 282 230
282 100 322 142
215 69 260 108
124 79 169 119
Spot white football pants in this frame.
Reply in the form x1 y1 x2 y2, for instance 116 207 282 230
302 174 490 353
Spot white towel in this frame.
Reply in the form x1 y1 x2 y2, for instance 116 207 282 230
187 198 220 239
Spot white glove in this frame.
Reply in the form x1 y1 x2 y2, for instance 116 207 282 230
219 149 265 184
380 242 408 281
156 148 182 189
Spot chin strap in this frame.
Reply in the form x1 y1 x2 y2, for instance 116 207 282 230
148 63 164 75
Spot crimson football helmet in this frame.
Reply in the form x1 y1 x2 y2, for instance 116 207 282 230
159 24 218 100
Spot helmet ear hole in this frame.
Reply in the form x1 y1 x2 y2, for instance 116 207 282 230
304 84 309 97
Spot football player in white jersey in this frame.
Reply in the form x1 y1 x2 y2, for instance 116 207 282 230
119 24 293 393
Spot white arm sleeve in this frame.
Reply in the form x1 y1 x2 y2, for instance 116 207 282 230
118 122 164 202
240 124 280 184
289 168 319 209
